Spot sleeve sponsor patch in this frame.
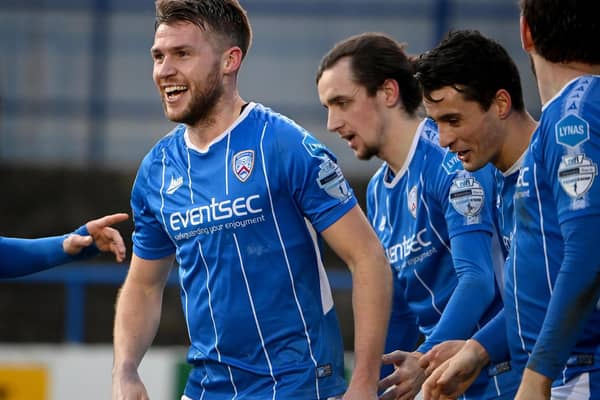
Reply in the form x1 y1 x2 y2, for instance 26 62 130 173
555 114 590 148
302 134 329 159
557 154 598 198
442 150 464 175
449 176 484 217
317 158 351 201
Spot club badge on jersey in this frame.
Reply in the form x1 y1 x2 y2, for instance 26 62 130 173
232 150 255 182
408 185 418 218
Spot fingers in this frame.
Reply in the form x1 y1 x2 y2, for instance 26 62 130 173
88 213 129 230
378 370 400 394
63 234 94 255
419 351 433 373
105 227 127 262
382 350 408 365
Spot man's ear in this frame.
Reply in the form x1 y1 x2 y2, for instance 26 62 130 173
223 47 243 73
520 15 535 53
380 78 400 107
494 89 513 120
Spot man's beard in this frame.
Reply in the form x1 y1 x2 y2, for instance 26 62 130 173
164 63 224 126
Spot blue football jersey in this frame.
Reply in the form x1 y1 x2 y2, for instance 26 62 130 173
508 75 600 384
366 119 510 398
131 103 356 399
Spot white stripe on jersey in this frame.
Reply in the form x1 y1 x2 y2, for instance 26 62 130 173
418 174 451 253
413 269 443 316
512 236 528 354
305 219 334 314
258 122 320 399
232 232 277 399
533 163 554 295
225 131 231 196
198 242 222 362
159 148 176 244
186 145 195 204
371 179 380 227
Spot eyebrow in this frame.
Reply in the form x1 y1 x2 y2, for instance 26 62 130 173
435 112 462 122
324 87 360 107
151 45 193 55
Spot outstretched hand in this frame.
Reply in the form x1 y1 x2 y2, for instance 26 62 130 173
63 213 129 262
379 350 425 400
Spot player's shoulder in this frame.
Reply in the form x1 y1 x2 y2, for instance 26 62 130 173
139 124 186 168
252 102 338 161
537 75 600 152
247 102 307 136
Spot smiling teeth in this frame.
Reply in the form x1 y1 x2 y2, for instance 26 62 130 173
165 85 187 94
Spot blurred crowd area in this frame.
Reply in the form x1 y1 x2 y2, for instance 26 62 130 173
0 0 537 345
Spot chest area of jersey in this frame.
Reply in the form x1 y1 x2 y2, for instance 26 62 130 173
373 181 442 268
159 149 271 241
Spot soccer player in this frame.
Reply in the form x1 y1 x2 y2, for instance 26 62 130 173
418 2 600 395
1 212 129 278
316 32 513 399
111 1 392 399
412 29 537 399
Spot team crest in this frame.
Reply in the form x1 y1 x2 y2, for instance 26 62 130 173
232 150 254 182
558 154 598 198
448 176 484 217
408 185 418 218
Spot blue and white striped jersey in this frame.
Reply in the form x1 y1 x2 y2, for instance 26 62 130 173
366 119 511 398
494 153 524 259
131 102 355 399
508 75 600 383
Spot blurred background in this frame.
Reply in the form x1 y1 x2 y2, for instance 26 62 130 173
0 0 538 398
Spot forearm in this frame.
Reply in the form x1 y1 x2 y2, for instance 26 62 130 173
527 216 600 378
0 235 71 278
420 231 496 352
350 252 392 388
113 277 165 371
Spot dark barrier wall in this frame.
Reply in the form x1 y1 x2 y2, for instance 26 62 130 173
0 164 367 348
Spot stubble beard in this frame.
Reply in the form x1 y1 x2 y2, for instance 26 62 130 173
163 62 224 126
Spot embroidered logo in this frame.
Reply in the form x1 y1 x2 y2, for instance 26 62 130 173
408 185 418 218
232 150 255 182
166 176 184 195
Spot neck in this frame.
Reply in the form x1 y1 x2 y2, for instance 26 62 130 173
532 54 600 105
496 111 537 172
380 114 422 174
186 91 246 151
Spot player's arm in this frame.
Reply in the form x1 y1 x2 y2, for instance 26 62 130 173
0 213 129 278
322 204 392 400
520 215 600 393
418 230 496 353
112 253 175 400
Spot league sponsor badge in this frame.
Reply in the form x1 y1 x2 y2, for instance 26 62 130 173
448 176 484 217
408 185 418 218
317 157 351 201
441 150 464 174
555 114 589 148
232 150 254 182
557 154 598 198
